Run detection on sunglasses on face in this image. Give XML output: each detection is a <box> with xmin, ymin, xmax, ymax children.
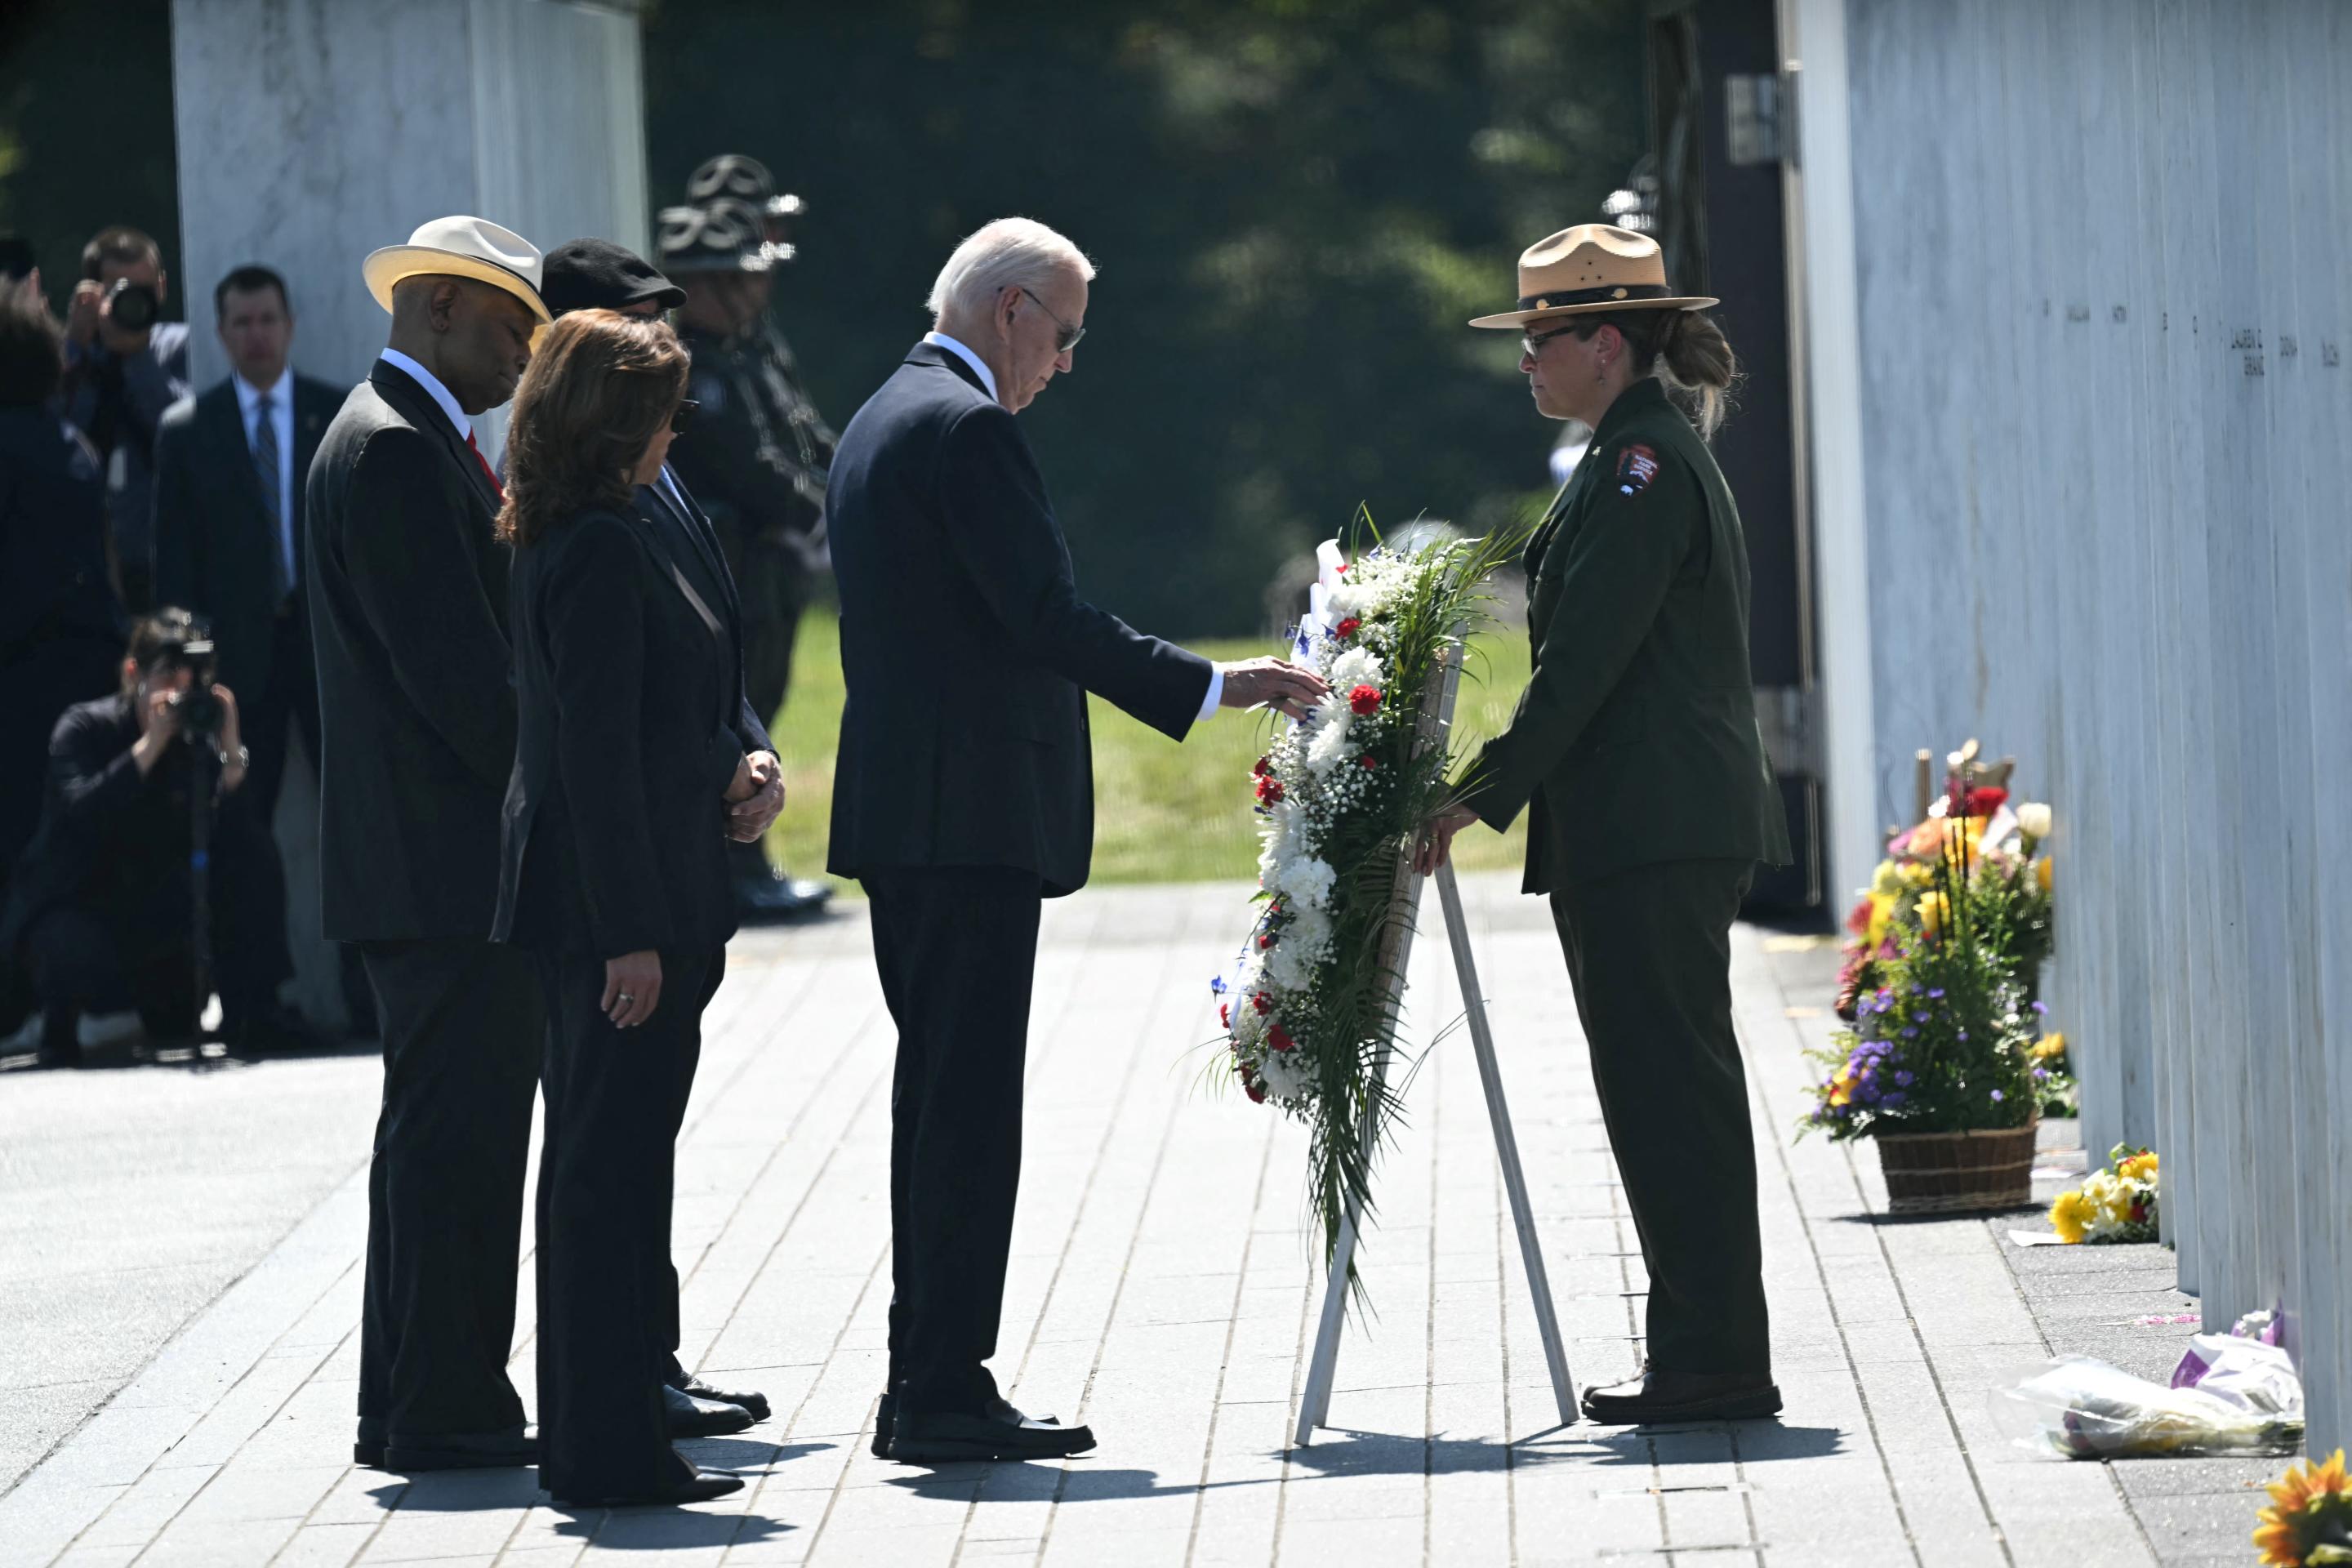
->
<box><xmin>1521</xmin><ymin>322</ymin><xmax>1583</xmax><ymax>358</ymax></box>
<box><xmin>670</xmin><ymin>398</ymin><xmax>698</xmax><ymax>435</ymax></box>
<box><xmin>1018</xmin><ymin>286</ymin><xmax>1086</xmax><ymax>354</ymax></box>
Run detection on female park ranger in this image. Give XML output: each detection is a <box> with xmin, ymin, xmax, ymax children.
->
<box><xmin>1419</xmin><ymin>224</ymin><xmax>1792</xmax><ymax>1426</ymax></box>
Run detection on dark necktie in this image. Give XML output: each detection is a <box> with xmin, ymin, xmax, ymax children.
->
<box><xmin>466</xmin><ymin>431</ymin><xmax>504</xmax><ymax>498</ymax></box>
<box><xmin>252</xmin><ymin>393</ymin><xmax>291</xmax><ymax>603</ymax></box>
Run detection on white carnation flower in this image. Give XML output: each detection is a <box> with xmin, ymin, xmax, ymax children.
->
<box><xmin>1329</xmin><ymin>646</ymin><xmax>1386</xmax><ymax>693</ymax></box>
<box><xmin>1305</xmin><ymin>715</ymin><xmax>1354</xmax><ymax>775</ymax></box>
<box><xmin>1258</xmin><ymin>1047</ymin><xmax>1312</xmax><ymax>1100</ymax></box>
<box><xmin>1277</xmin><ymin>853</ymin><xmax>1337</xmax><ymax>913</ymax></box>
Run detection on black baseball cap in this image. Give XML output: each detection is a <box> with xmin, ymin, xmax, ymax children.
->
<box><xmin>539</xmin><ymin>238</ymin><xmax>687</xmax><ymax>316</ymax></box>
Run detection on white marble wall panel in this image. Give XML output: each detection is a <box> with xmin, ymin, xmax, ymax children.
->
<box><xmin>1803</xmin><ymin>0</ymin><xmax>2352</xmax><ymax>1445</ymax></box>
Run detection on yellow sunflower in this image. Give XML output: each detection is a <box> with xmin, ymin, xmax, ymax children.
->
<box><xmin>2049</xmin><ymin>1189</ymin><xmax>2091</xmax><ymax>1245</ymax></box>
<box><xmin>2255</xmin><ymin>1448</ymin><xmax>2352</xmax><ymax>1566</ymax></box>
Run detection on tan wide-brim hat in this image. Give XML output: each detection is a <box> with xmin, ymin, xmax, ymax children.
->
<box><xmin>1468</xmin><ymin>223</ymin><xmax>1716</xmax><ymax>330</ymax></box>
<box><xmin>363</xmin><ymin>215</ymin><xmax>552</xmax><ymax>324</ymax></box>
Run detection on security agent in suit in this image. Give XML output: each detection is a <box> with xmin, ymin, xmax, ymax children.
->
<box><xmin>153</xmin><ymin>265</ymin><xmax>341</xmax><ymax>824</ymax></box>
<box><xmin>532</xmin><ymin>238</ymin><xmax>782</xmax><ymax>1434</ymax></box>
<box><xmin>306</xmin><ymin>216</ymin><xmax>549</xmax><ymax>1471</ymax></box>
<box><xmin>1422</xmin><ymin>225</ymin><xmax>1793</xmax><ymax>1427</ymax></box>
<box><xmin>658</xmin><ymin>189</ymin><xmax>835</xmax><ymax>921</ymax></box>
<box><xmin>490</xmin><ymin>309</ymin><xmax>781</xmax><ymax>1507</ymax></box>
<box><xmin>826</xmin><ymin>218</ymin><xmax>1325</xmax><ymax>1463</ymax></box>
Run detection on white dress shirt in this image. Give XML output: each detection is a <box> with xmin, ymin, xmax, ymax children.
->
<box><xmin>920</xmin><ymin>332</ymin><xmax>1222</xmax><ymax>721</ymax></box>
<box><xmin>234</xmin><ymin>367</ymin><xmax>296</xmax><ymax>588</ymax></box>
<box><xmin>377</xmin><ymin>347</ymin><xmax>471</xmax><ymax>442</ymax></box>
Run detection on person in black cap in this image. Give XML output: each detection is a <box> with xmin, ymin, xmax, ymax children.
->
<box><xmin>529</xmin><ymin>237</ymin><xmax>782</xmax><ymax>1436</ymax></box>
<box><xmin>657</xmin><ymin>190</ymin><xmax>835</xmax><ymax>922</ymax></box>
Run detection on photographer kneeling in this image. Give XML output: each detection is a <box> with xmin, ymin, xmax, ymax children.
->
<box><xmin>0</xmin><ymin>610</ymin><xmax>304</xmax><ymax>1060</ymax></box>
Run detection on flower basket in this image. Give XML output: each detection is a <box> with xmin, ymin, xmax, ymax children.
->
<box><xmin>1875</xmin><ymin>1119</ymin><xmax>2040</xmax><ymax>1214</ymax></box>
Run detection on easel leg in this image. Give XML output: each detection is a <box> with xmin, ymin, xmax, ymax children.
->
<box><xmin>1293</xmin><ymin>1203</ymin><xmax>1361</xmax><ymax>1446</ymax></box>
<box><xmin>1436</xmin><ymin>862</ymin><xmax>1578</xmax><ymax>1428</ymax></box>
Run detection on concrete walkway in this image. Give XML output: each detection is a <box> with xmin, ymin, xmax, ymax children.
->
<box><xmin>0</xmin><ymin>875</ymin><xmax>2265</xmax><ymax>1566</ymax></box>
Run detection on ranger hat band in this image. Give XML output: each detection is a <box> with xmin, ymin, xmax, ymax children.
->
<box><xmin>362</xmin><ymin>215</ymin><xmax>550</xmax><ymax>323</ymax></box>
<box><xmin>657</xmin><ymin>198</ymin><xmax>792</xmax><ymax>274</ymax></box>
<box><xmin>1468</xmin><ymin>223</ymin><xmax>1715</xmax><ymax>330</ymax></box>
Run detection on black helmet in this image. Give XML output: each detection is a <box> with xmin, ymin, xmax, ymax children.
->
<box><xmin>656</xmin><ymin>198</ymin><xmax>791</xmax><ymax>274</ymax></box>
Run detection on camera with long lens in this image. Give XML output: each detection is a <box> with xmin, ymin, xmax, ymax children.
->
<box><xmin>161</xmin><ymin>638</ymin><xmax>223</xmax><ymax>740</ymax></box>
<box><xmin>104</xmin><ymin>277</ymin><xmax>159</xmax><ymax>332</ymax></box>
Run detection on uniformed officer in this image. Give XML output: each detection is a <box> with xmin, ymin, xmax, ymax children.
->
<box><xmin>1419</xmin><ymin>224</ymin><xmax>1793</xmax><ymax>1426</ymax></box>
<box><xmin>657</xmin><ymin>185</ymin><xmax>835</xmax><ymax>921</ymax></box>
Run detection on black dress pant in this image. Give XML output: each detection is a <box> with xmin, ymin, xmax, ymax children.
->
<box><xmin>239</xmin><ymin>609</ymin><xmax>320</xmax><ymax>826</ymax></box>
<box><xmin>1549</xmin><ymin>857</ymin><xmax>1771</xmax><ymax>1379</ymax></box>
<box><xmin>0</xmin><ymin>636</ymin><xmax>120</xmax><ymax>885</ymax></box>
<box><xmin>535</xmin><ymin>944</ymin><xmax>724</xmax><ymax>1500</ymax></box>
<box><xmin>356</xmin><ymin>938</ymin><xmax>542</xmax><ymax>1440</ymax></box>
<box><xmin>865</xmin><ymin>866</ymin><xmax>1043</xmax><ymax>1415</ymax></box>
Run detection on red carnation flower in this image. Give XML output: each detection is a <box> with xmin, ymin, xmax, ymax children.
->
<box><xmin>1358</xmin><ymin>755</ymin><xmax>1377</xmax><ymax>770</ymax></box>
<box><xmin>1219</xmin><ymin>1002</ymin><xmax>1230</xmax><ymax>1029</ymax></box>
<box><xmin>1245</xmin><ymin>1078</ymin><xmax>1267</xmax><ymax>1103</ymax></box>
<box><xmin>1334</xmin><ymin>617</ymin><xmax>1361</xmax><ymax>639</ymax></box>
<box><xmin>1251</xmin><ymin>991</ymin><xmax>1272</xmax><ymax>1015</ymax></box>
<box><xmin>1348</xmin><ymin>684</ymin><xmax>1381</xmax><ymax>716</ymax></box>
<box><xmin>1252</xmin><ymin>755</ymin><xmax>1272</xmax><ymax>777</ymax></box>
<box><xmin>1267</xmin><ymin>1024</ymin><xmax>1295</xmax><ymax>1054</ymax></box>
<box><xmin>1258</xmin><ymin>933</ymin><xmax>1272</xmax><ymax>949</ymax></box>
<box><xmin>1255</xmin><ymin>775</ymin><xmax>1285</xmax><ymax>805</ymax></box>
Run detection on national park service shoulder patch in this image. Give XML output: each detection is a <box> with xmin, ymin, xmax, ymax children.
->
<box><xmin>1615</xmin><ymin>443</ymin><xmax>1660</xmax><ymax>497</ymax></box>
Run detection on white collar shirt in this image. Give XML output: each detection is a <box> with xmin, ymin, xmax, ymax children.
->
<box><xmin>234</xmin><ymin>367</ymin><xmax>296</xmax><ymax>588</ymax></box>
<box><xmin>921</xmin><ymin>331</ymin><xmax>998</xmax><ymax>404</ymax></box>
<box><xmin>377</xmin><ymin>347</ymin><xmax>472</xmax><ymax>443</ymax></box>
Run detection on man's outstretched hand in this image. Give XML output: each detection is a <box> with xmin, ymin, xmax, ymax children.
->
<box><xmin>1414</xmin><ymin>804</ymin><xmax>1482</xmax><ymax>875</ymax></box>
<box><xmin>1218</xmin><ymin>657</ymin><xmax>1329</xmax><ymax>722</ymax></box>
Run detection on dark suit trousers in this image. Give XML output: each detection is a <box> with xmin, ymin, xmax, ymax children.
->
<box><xmin>1549</xmin><ymin>858</ymin><xmax>1771</xmax><ymax>1378</ymax></box>
<box><xmin>866</xmin><ymin>866</ymin><xmax>1042</xmax><ymax>1414</ymax></box>
<box><xmin>241</xmin><ymin>608</ymin><xmax>319</xmax><ymax>826</ymax></box>
<box><xmin>534</xmin><ymin>944</ymin><xmax>723</xmax><ymax>1500</ymax></box>
<box><xmin>356</xmin><ymin>939</ymin><xmax>542</xmax><ymax>1439</ymax></box>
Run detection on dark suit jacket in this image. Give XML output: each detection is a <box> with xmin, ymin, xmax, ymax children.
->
<box><xmin>152</xmin><ymin>372</ymin><xmax>339</xmax><ymax>701</ymax></box>
<box><xmin>305</xmin><ymin>359</ymin><xmax>518</xmax><ymax>942</ymax></box>
<box><xmin>0</xmin><ymin>408</ymin><xmax>118</xmax><ymax>660</ymax></box>
<box><xmin>641</xmin><ymin>468</ymin><xmax>773</xmax><ymax>757</ymax></box>
<box><xmin>824</xmin><ymin>342</ymin><xmax>1212</xmax><ymax>897</ymax></box>
<box><xmin>490</xmin><ymin>507</ymin><xmax>745</xmax><ymax>958</ymax></box>
<box><xmin>1462</xmin><ymin>377</ymin><xmax>1793</xmax><ymax>892</ymax></box>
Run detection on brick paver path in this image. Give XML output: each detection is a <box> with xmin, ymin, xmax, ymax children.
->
<box><xmin>0</xmin><ymin>875</ymin><xmax>2182</xmax><ymax>1566</ymax></box>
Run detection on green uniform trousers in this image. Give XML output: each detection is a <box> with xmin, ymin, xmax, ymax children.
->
<box><xmin>1550</xmin><ymin>856</ymin><xmax>1771</xmax><ymax>1377</ymax></box>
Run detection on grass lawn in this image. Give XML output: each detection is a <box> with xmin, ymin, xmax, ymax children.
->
<box><xmin>766</xmin><ymin>608</ymin><xmax>1532</xmax><ymax>893</ymax></box>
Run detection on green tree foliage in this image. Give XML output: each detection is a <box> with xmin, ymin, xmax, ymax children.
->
<box><xmin>644</xmin><ymin>0</ymin><xmax>1645</xmax><ymax>637</ymax></box>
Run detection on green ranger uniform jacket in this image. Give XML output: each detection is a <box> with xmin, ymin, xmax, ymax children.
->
<box><xmin>1462</xmin><ymin>376</ymin><xmax>1793</xmax><ymax>893</ymax></box>
<box><xmin>669</xmin><ymin>318</ymin><xmax>837</xmax><ymax>572</ymax></box>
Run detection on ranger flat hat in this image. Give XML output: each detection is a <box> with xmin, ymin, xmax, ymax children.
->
<box><xmin>363</xmin><ymin>215</ymin><xmax>550</xmax><ymax>323</ymax></box>
<box><xmin>688</xmin><ymin>154</ymin><xmax>807</xmax><ymax>226</ymax></box>
<box><xmin>1468</xmin><ymin>223</ymin><xmax>1715</xmax><ymax>330</ymax></box>
<box><xmin>657</xmin><ymin>198</ymin><xmax>790</xmax><ymax>274</ymax></box>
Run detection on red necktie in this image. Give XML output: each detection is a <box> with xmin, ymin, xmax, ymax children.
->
<box><xmin>466</xmin><ymin>431</ymin><xmax>504</xmax><ymax>498</ymax></box>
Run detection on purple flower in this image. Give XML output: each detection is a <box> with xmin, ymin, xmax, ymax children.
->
<box><xmin>1989</xmin><ymin>1089</ymin><xmax>2004</xmax><ymax>1102</ymax></box>
<box><xmin>2033</xmin><ymin>1068</ymin><xmax>2048</xmax><ymax>1081</ymax></box>
<box><xmin>1860</xmin><ymin>1084</ymin><xmax>1882</xmax><ymax>1103</ymax></box>
<box><xmin>1895</xmin><ymin>1071</ymin><xmax>1914</xmax><ymax>1086</ymax></box>
<box><xmin>2031</xmin><ymin>1000</ymin><xmax>2048</xmax><ymax>1014</ymax></box>
<box><xmin>1957</xmin><ymin>1029</ymin><xmax>1969</xmax><ymax>1041</ymax></box>
<box><xmin>1928</xmin><ymin>988</ymin><xmax>1946</xmax><ymax>1000</ymax></box>
<box><xmin>1901</xmin><ymin>1027</ymin><xmax>1918</xmax><ymax>1039</ymax></box>
<box><xmin>1880</xmin><ymin>1091</ymin><xmax>1906</xmax><ymax>1108</ymax></box>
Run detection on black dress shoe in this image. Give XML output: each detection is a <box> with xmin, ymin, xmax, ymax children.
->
<box><xmin>663</xmin><ymin>1383</ymin><xmax>754</xmax><ymax>1437</ymax></box>
<box><xmin>889</xmin><ymin>1406</ymin><xmax>1096</xmax><ymax>1463</ymax></box>
<box><xmin>733</xmin><ymin>868</ymin><xmax>833</xmax><ymax>924</ymax></box>
<box><xmin>360</xmin><ymin>1426</ymin><xmax>537</xmax><ymax>1470</ymax></box>
<box><xmin>1581</xmin><ymin>1365</ymin><xmax>1782</xmax><ymax>1425</ymax></box>
<box><xmin>669</xmin><ymin>1370</ymin><xmax>768</xmax><ymax>1423</ymax></box>
<box><xmin>551</xmin><ymin>1468</ymin><xmax>744</xmax><ymax>1508</ymax></box>
<box><xmin>873</xmin><ymin>1392</ymin><xmax>1058</xmax><ymax>1459</ymax></box>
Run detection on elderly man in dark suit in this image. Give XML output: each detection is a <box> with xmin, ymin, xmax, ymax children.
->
<box><xmin>826</xmin><ymin>217</ymin><xmax>1324</xmax><ymax>1464</ymax></box>
<box><xmin>307</xmin><ymin>216</ymin><xmax>550</xmax><ymax>1472</ymax></box>
<box><xmin>154</xmin><ymin>265</ymin><xmax>341</xmax><ymax>825</ymax></box>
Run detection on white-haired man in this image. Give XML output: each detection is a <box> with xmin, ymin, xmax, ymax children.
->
<box><xmin>827</xmin><ymin>218</ymin><xmax>1325</xmax><ymax>1463</ymax></box>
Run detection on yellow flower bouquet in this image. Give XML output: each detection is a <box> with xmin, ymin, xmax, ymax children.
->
<box><xmin>2256</xmin><ymin>1449</ymin><xmax>2352</xmax><ymax>1566</ymax></box>
<box><xmin>2048</xmin><ymin>1144</ymin><xmax>2158</xmax><ymax>1244</ymax></box>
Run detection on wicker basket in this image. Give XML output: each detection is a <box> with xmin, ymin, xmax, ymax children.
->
<box><xmin>1873</xmin><ymin>1120</ymin><xmax>2040</xmax><ymax>1214</ymax></box>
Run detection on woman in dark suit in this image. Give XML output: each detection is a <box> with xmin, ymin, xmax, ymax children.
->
<box><xmin>489</xmin><ymin>309</ymin><xmax>764</xmax><ymax>1507</ymax></box>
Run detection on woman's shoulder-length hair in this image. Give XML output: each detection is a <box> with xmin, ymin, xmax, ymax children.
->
<box><xmin>495</xmin><ymin>309</ymin><xmax>688</xmax><ymax>549</ymax></box>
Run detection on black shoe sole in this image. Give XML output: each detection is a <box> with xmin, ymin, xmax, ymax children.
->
<box><xmin>551</xmin><ymin>1477</ymin><xmax>744</xmax><ymax>1508</ymax></box>
<box><xmin>1581</xmin><ymin>1388</ymin><xmax>1784</xmax><ymax>1426</ymax></box>
<box><xmin>376</xmin><ymin>1445</ymin><xmax>537</xmax><ymax>1470</ymax></box>
<box><xmin>890</xmin><ymin>1435</ymin><xmax>1096</xmax><ymax>1463</ymax></box>
<box><xmin>666</xmin><ymin>1410</ymin><xmax>755</xmax><ymax>1439</ymax></box>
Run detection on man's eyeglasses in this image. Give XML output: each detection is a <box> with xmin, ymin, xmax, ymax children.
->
<box><xmin>670</xmin><ymin>398</ymin><xmax>699</xmax><ymax>436</ymax></box>
<box><xmin>1521</xmin><ymin>321</ymin><xmax>1583</xmax><ymax>358</ymax></box>
<box><xmin>1018</xmin><ymin>286</ymin><xmax>1086</xmax><ymax>354</ymax></box>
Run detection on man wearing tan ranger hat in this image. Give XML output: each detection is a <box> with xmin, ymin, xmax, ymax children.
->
<box><xmin>306</xmin><ymin>216</ymin><xmax>551</xmax><ymax>1472</ymax></box>
<box><xmin>1418</xmin><ymin>222</ymin><xmax>1793</xmax><ymax>1427</ymax></box>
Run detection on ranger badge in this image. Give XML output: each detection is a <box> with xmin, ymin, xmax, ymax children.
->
<box><xmin>1616</xmin><ymin>443</ymin><xmax>1659</xmax><ymax>497</ymax></box>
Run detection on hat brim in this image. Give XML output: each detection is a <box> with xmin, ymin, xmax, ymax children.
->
<box><xmin>1467</xmin><ymin>294</ymin><xmax>1717</xmax><ymax>330</ymax></box>
<box><xmin>363</xmin><ymin>246</ymin><xmax>553</xmax><ymax>324</ymax></box>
